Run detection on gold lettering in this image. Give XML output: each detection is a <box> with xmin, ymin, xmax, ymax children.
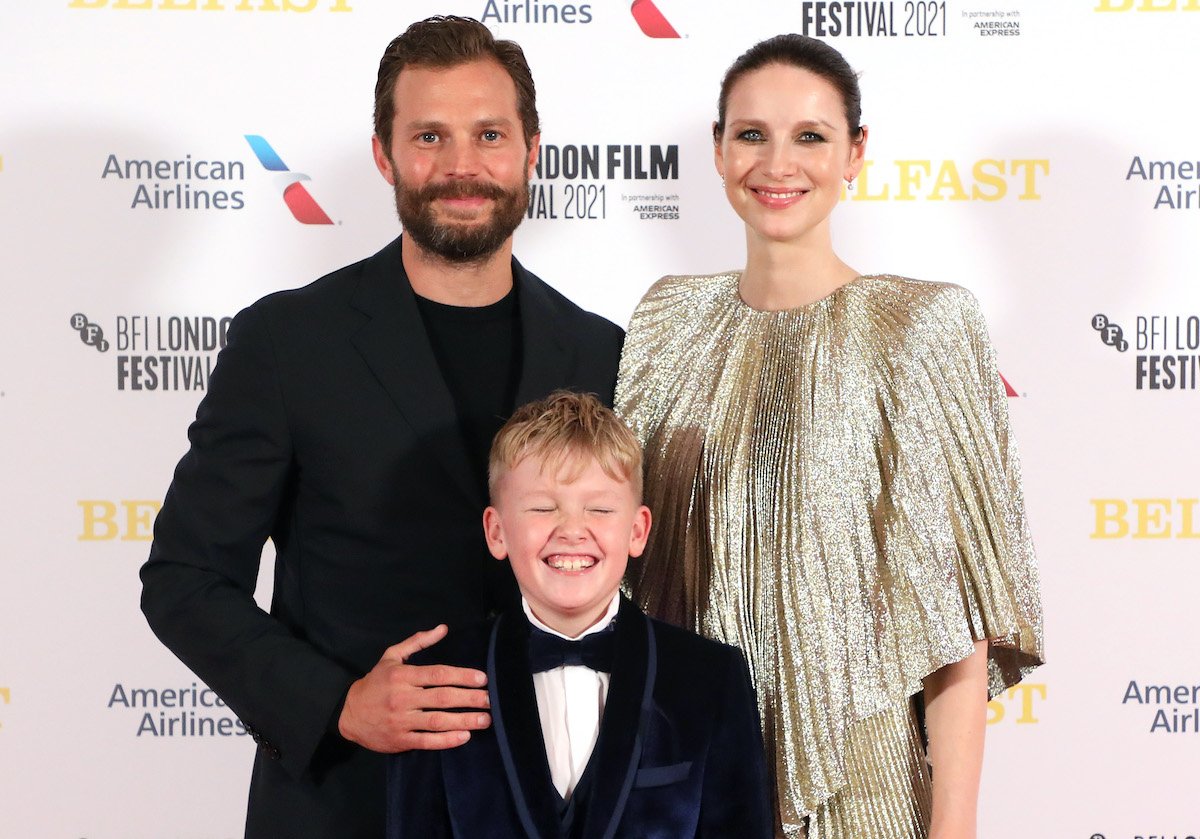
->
<box><xmin>895</xmin><ymin>160</ymin><xmax>931</xmax><ymax>201</ymax></box>
<box><xmin>1011</xmin><ymin>159</ymin><xmax>1049</xmax><ymax>199</ymax></box>
<box><xmin>1133</xmin><ymin>498</ymin><xmax>1172</xmax><ymax>539</ymax></box>
<box><xmin>850</xmin><ymin>159</ymin><xmax>889</xmax><ymax>201</ymax></box>
<box><xmin>79</xmin><ymin>500</ymin><xmax>119</xmax><ymax>541</ymax></box>
<box><xmin>987</xmin><ymin>683</ymin><xmax>1046</xmax><ymax>724</ymax></box>
<box><xmin>1178</xmin><ymin>498</ymin><xmax>1200</xmax><ymax>538</ymax></box>
<box><xmin>1094</xmin><ymin>0</ymin><xmax>1134</xmax><ymax>7</ymax></box>
<box><xmin>68</xmin><ymin>0</ymin><xmax>349</xmax><ymax>8</ymax></box>
<box><xmin>1140</xmin><ymin>0</ymin><xmax>1178</xmax><ymax>9</ymax></box>
<box><xmin>971</xmin><ymin>159</ymin><xmax>1006</xmax><ymax>200</ymax></box>
<box><xmin>1011</xmin><ymin>683</ymin><xmax>1046</xmax><ymax>723</ymax></box>
<box><xmin>0</xmin><ymin>686</ymin><xmax>9</xmax><ymax>731</ymax></box>
<box><xmin>1090</xmin><ymin>499</ymin><xmax>1129</xmax><ymax>539</ymax></box>
<box><xmin>929</xmin><ymin>160</ymin><xmax>969</xmax><ymax>201</ymax></box>
<box><xmin>121</xmin><ymin>500</ymin><xmax>162</xmax><ymax>541</ymax></box>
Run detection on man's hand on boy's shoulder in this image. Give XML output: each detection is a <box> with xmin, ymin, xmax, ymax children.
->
<box><xmin>337</xmin><ymin>624</ymin><xmax>491</xmax><ymax>753</ymax></box>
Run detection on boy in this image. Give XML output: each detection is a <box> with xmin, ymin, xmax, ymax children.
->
<box><xmin>386</xmin><ymin>391</ymin><xmax>771</xmax><ymax>838</ymax></box>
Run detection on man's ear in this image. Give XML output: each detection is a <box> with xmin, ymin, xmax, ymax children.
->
<box><xmin>372</xmin><ymin>134</ymin><xmax>396</xmax><ymax>185</ymax></box>
<box><xmin>525</xmin><ymin>133</ymin><xmax>541</xmax><ymax>180</ymax></box>
<box><xmin>627</xmin><ymin>505</ymin><xmax>652</xmax><ymax>559</ymax></box>
<box><xmin>483</xmin><ymin>506</ymin><xmax>509</xmax><ymax>560</ymax></box>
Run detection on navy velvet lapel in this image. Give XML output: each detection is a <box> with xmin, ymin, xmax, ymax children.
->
<box><xmin>579</xmin><ymin>597</ymin><xmax>655</xmax><ymax>839</ymax></box>
<box><xmin>489</xmin><ymin>614</ymin><xmax>562</xmax><ymax>839</ymax></box>
<box><xmin>513</xmin><ymin>259</ymin><xmax>573</xmax><ymax>408</ymax></box>
<box><xmin>347</xmin><ymin>237</ymin><xmax>480</xmax><ymax>507</ymax></box>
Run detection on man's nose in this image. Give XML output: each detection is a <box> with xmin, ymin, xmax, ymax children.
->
<box><xmin>443</xmin><ymin>137</ymin><xmax>482</xmax><ymax>177</ymax></box>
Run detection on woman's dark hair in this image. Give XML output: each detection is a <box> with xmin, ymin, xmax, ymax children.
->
<box><xmin>713</xmin><ymin>34</ymin><xmax>863</xmax><ymax>142</ymax></box>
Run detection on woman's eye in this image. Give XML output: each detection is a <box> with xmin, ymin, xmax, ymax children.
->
<box><xmin>798</xmin><ymin>131</ymin><xmax>826</xmax><ymax>143</ymax></box>
<box><xmin>737</xmin><ymin>129</ymin><xmax>765</xmax><ymax>142</ymax></box>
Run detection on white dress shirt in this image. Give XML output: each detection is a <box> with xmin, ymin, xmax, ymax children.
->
<box><xmin>522</xmin><ymin>593</ymin><xmax>620</xmax><ymax>800</ymax></box>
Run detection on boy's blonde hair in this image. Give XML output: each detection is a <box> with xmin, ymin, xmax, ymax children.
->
<box><xmin>489</xmin><ymin>391</ymin><xmax>643</xmax><ymax>501</ymax></box>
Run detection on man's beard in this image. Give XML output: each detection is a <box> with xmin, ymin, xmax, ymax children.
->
<box><xmin>395</xmin><ymin>174</ymin><xmax>529</xmax><ymax>264</ymax></box>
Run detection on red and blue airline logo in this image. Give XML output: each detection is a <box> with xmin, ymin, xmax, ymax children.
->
<box><xmin>244</xmin><ymin>135</ymin><xmax>333</xmax><ymax>225</ymax></box>
<box><xmin>630</xmin><ymin>0</ymin><xmax>679</xmax><ymax>37</ymax></box>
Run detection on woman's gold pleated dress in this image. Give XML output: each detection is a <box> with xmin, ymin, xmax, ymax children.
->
<box><xmin>616</xmin><ymin>273</ymin><xmax>1044</xmax><ymax>839</ymax></box>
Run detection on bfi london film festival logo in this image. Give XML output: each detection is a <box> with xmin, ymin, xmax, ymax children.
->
<box><xmin>69</xmin><ymin>312</ymin><xmax>232</xmax><ymax>391</ymax></box>
<box><xmin>529</xmin><ymin>142</ymin><xmax>681</xmax><ymax>223</ymax></box>
<box><xmin>1092</xmin><ymin>312</ymin><xmax>1200</xmax><ymax>390</ymax></box>
<box><xmin>99</xmin><ymin>135</ymin><xmax>334</xmax><ymax>224</ymax></box>
<box><xmin>798</xmin><ymin>1</ymin><xmax>1026</xmax><ymax>38</ymax></box>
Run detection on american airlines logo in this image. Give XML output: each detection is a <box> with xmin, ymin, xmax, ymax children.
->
<box><xmin>244</xmin><ymin>135</ymin><xmax>334</xmax><ymax>224</ymax></box>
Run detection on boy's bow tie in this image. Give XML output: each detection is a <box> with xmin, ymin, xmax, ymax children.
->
<box><xmin>527</xmin><ymin>624</ymin><xmax>616</xmax><ymax>673</ymax></box>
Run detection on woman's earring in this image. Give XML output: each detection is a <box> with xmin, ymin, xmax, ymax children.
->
<box><xmin>846</xmin><ymin>178</ymin><xmax>855</xmax><ymax>191</ymax></box>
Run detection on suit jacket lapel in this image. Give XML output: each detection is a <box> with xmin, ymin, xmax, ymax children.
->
<box><xmin>489</xmin><ymin>613</ymin><xmax>563</xmax><ymax>839</ymax></box>
<box><xmin>581</xmin><ymin>597</ymin><xmax>655</xmax><ymax>839</ymax></box>
<box><xmin>348</xmin><ymin>237</ymin><xmax>480</xmax><ymax>507</ymax></box>
<box><xmin>513</xmin><ymin>258</ymin><xmax>573</xmax><ymax>407</ymax></box>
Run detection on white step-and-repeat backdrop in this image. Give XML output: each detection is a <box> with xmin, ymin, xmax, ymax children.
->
<box><xmin>2</xmin><ymin>1</ymin><xmax>1198</xmax><ymax>837</ymax></box>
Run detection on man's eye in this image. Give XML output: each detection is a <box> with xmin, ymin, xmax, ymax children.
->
<box><xmin>418</xmin><ymin>132</ymin><xmax>439</xmax><ymax>143</ymax></box>
<box><xmin>482</xmin><ymin>130</ymin><xmax>501</xmax><ymax>142</ymax></box>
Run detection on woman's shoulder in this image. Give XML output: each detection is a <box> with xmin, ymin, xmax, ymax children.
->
<box><xmin>853</xmin><ymin>275</ymin><xmax>985</xmax><ymax>327</ymax></box>
<box><xmin>637</xmin><ymin>270</ymin><xmax>739</xmax><ymax>307</ymax></box>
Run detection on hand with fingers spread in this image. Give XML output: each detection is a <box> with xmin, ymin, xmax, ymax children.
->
<box><xmin>337</xmin><ymin>624</ymin><xmax>491</xmax><ymax>753</ymax></box>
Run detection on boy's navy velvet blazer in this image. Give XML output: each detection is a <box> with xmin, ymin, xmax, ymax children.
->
<box><xmin>386</xmin><ymin>596</ymin><xmax>772</xmax><ymax>839</ymax></box>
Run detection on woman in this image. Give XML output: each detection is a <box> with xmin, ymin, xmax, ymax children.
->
<box><xmin>616</xmin><ymin>35</ymin><xmax>1044</xmax><ymax>839</ymax></box>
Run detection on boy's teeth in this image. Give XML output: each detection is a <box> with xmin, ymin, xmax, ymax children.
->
<box><xmin>549</xmin><ymin>556</ymin><xmax>596</xmax><ymax>571</ymax></box>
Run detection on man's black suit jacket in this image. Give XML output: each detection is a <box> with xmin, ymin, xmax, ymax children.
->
<box><xmin>387</xmin><ymin>598</ymin><xmax>773</xmax><ymax>839</ymax></box>
<box><xmin>140</xmin><ymin>236</ymin><xmax>624</xmax><ymax>839</ymax></box>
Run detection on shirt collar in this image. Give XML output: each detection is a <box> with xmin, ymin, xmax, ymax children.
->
<box><xmin>521</xmin><ymin>593</ymin><xmax>620</xmax><ymax>641</ymax></box>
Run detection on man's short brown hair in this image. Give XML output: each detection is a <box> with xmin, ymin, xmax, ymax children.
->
<box><xmin>373</xmin><ymin>15</ymin><xmax>540</xmax><ymax>152</ymax></box>
<box><xmin>489</xmin><ymin>391</ymin><xmax>643</xmax><ymax>502</ymax></box>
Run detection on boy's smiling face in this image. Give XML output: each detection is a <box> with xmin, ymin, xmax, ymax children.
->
<box><xmin>484</xmin><ymin>451</ymin><xmax>651</xmax><ymax>637</ymax></box>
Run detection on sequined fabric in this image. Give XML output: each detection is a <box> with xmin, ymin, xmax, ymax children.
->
<box><xmin>616</xmin><ymin>273</ymin><xmax>1044</xmax><ymax>837</ymax></box>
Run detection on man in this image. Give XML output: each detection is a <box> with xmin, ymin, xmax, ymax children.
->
<box><xmin>140</xmin><ymin>16</ymin><xmax>623</xmax><ymax>839</ymax></box>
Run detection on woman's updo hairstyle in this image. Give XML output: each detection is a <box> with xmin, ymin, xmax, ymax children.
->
<box><xmin>713</xmin><ymin>34</ymin><xmax>863</xmax><ymax>143</ymax></box>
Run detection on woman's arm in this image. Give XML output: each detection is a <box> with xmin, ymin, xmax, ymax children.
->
<box><xmin>923</xmin><ymin>639</ymin><xmax>989</xmax><ymax>839</ymax></box>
